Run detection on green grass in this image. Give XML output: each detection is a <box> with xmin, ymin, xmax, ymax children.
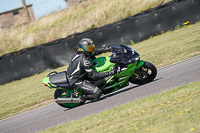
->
<box><xmin>0</xmin><ymin>22</ymin><xmax>200</xmax><ymax>119</ymax></box>
<box><xmin>103</xmin><ymin>22</ymin><xmax>200</xmax><ymax>68</ymax></box>
<box><xmin>41</xmin><ymin>81</ymin><xmax>200</xmax><ymax>133</ymax></box>
<box><xmin>132</xmin><ymin>23</ymin><xmax>200</xmax><ymax>68</ymax></box>
<box><xmin>0</xmin><ymin>0</ymin><xmax>171</xmax><ymax>56</ymax></box>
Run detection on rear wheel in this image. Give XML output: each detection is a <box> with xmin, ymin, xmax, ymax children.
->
<box><xmin>129</xmin><ymin>61</ymin><xmax>157</xmax><ymax>84</ymax></box>
<box><xmin>54</xmin><ymin>89</ymin><xmax>85</xmax><ymax>108</ymax></box>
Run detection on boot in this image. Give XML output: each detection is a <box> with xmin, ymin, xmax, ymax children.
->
<box><xmin>79</xmin><ymin>80</ymin><xmax>102</xmax><ymax>99</ymax></box>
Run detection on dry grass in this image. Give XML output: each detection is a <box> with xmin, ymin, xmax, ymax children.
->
<box><xmin>0</xmin><ymin>0</ymin><xmax>171</xmax><ymax>56</ymax></box>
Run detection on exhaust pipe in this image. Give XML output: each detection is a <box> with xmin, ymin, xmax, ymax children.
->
<box><xmin>55</xmin><ymin>97</ymin><xmax>83</xmax><ymax>103</ymax></box>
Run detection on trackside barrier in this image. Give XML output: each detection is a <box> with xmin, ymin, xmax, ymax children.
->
<box><xmin>0</xmin><ymin>0</ymin><xmax>200</xmax><ymax>85</ymax></box>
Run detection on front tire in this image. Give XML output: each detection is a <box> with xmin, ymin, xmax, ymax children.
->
<box><xmin>129</xmin><ymin>61</ymin><xmax>157</xmax><ymax>84</ymax></box>
<box><xmin>54</xmin><ymin>89</ymin><xmax>85</xmax><ymax>108</ymax></box>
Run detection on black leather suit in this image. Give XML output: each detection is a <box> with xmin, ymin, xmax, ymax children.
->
<box><xmin>67</xmin><ymin>47</ymin><xmax>115</xmax><ymax>100</ymax></box>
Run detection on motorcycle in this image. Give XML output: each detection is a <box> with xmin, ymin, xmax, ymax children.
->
<box><xmin>42</xmin><ymin>45</ymin><xmax>157</xmax><ymax>108</ymax></box>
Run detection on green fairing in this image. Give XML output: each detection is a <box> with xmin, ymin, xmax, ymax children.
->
<box><xmin>137</xmin><ymin>60</ymin><xmax>145</xmax><ymax>68</ymax></box>
<box><xmin>42</xmin><ymin>77</ymin><xmax>49</xmax><ymax>84</ymax></box>
<box><xmin>91</xmin><ymin>57</ymin><xmax>114</xmax><ymax>72</ymax></box>
<box><xmin>42</xmin><ymin>77</ymin><xmax>51</xmax><ymax>88</ymax></box>
<box><xmin>92</xmin><ymin>57</ymin><xmax>144</xmax><ymax>89</ymax></box>
<box><xmin>104</xmin><ymin>63</ymin><xmax>137</xmax><ymax>89</ymax></box>
<box><xmin>42</xmin><ymin>76</ymin><xmax>62</xmax><ymax>89</ymax></box>
<box><xmin>119</xmin><ymin>63</ymin><xmax>136</xmax><ymax>77</ymax></box>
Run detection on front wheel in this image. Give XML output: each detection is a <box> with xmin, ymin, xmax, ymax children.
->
<box><xmin>129</xmin><ymin>61</ymin><xmax>157</xmax><ymax>84</ymax></box>
<box><xmin>54</xmin><ymin>89</ymin><xmax>85</xmax><ymax>108</ymax></box>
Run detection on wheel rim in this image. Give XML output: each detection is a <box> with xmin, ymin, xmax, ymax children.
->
<box><xmin>136</xmin><ymin>67</ymin><xmax>152</xmax><ymax>80</ymax></box>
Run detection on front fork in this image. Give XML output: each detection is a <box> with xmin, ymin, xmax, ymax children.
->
<box><xmin>132</xmin><ymin>60</ymin><xmax>145</xmax><ymax>77</ymax></box>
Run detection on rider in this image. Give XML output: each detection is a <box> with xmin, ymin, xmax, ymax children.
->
<box><xmin>67</xmin><ymin>38</ymin><xmax>116</xmax><ymax>100</ymax></box>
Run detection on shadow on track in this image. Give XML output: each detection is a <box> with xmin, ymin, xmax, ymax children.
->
<box><xmin>64</xmin><ymin>78</ymin><xmax>162</xmax><ymax>111</ymax></box>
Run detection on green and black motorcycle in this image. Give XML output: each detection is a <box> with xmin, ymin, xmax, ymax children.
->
<box><xmin>42</xmin><ymin>45</ymin><xmax>157</xmax><ymax>108</ymax></box>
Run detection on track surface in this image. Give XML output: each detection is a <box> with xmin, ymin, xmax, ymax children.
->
<box><xmin>1</xmin><ymin>56</ymin><xmax>200</xmax><ymax>133</ymax></box>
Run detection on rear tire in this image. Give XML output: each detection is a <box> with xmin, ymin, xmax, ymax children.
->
<box><xmin>54</xmin><ymin>89</ymin><xmax>85</xmax><ymax>108</ymax></box>
<box><xmin>129</xmin><ymin>61</ymin><xmax>157</xmax><ymax>84</ymax></box>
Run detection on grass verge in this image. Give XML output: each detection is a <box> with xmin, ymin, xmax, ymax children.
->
<box><xmin>41</xmin><ymin>81</ymin><xmax>200</xmax><ymax>133</ymax></box>
<box><xmin>0</xmin><ymin>21</ymin><xmax>200</xmax><ymax>119</ymax></box>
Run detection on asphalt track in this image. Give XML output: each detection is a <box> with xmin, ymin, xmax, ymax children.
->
<box><xmin>0</xmin><ymin>55</ymin><xmax>200</xmax><ymax>133</ymax></box>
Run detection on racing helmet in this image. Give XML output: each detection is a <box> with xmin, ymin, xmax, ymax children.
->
<box><xmin>78</xmin><ymin>38</ymin><xmax>95</xmax><ymax>55</ymax></box>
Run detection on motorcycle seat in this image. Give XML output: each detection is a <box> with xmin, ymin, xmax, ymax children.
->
<box><xmin>49</xmin><ymin>71</ymin><xmax>69</xmax><ymax>85</ymax></box>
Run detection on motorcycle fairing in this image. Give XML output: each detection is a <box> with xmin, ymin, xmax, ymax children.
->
<box><xmin>102</xmin><ymin>63</ymin><xmax>137</xmax><ymax>93</ymax></box>
<box><xmin>91</xmin><ymin>57</ymin><xmax>114</xmax><ymax>73</ymax></box>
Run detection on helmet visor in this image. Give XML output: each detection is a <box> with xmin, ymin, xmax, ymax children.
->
<box><xmin>82</xmin><ymin>45</ymin><xmax>95</xmax><ymax>52</ymax></box>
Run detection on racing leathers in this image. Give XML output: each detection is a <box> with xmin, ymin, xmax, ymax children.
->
<box><xmin>67</xmin><ymin>47</ymin><xmax>115</xmax><ymax>100</ymax></box>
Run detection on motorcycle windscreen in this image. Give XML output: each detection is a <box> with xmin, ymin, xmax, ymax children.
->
<box><xmin>110</xmin><ymin>45</ymin><xmax>140</xmax><ymax>64</ymax></box>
